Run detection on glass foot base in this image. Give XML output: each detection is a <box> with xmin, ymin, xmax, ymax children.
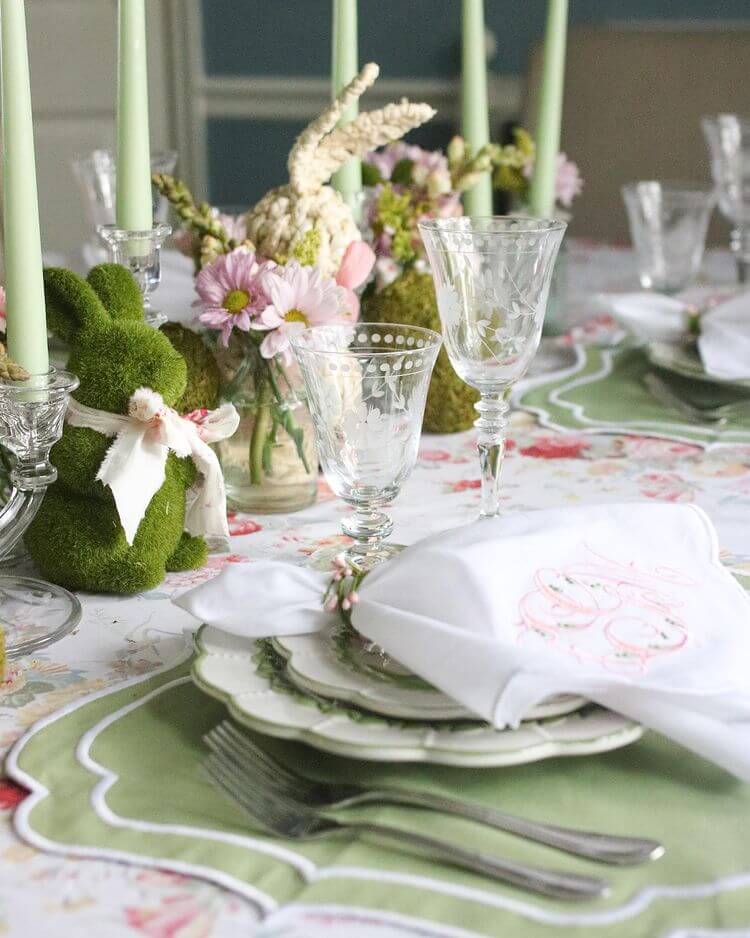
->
<box><xmin>309</xmin><ymin>542</ymin><xmax>404</xmax><ymax>573</ymax></box>
<box><xmin>0</xmin><ymin>575</ymin><xmax>82</xmax><ymax>660</ymax></box>
<box><xmin>309</xmin><ymin>543</ymin><xmax>411</xmax><ymax>675</ymax></box>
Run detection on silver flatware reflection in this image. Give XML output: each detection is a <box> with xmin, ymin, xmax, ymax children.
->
<box><xmin>205</xmin><ymin>721</ymin><xmax>663</xmax><ymax>867</ymax></box>
<box><xmin>203</xmin><ymin>724</ymin><xmax>609</xmax><ymax>901</ymax></box>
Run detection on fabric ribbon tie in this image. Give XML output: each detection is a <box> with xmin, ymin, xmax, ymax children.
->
<box><xmin>66</xmin><ymin>388</ymin><xmax>239</xmax><ymax>549</ymax></box>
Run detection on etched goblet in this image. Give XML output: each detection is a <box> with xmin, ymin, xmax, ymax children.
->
<box><xmin>702</xmin><ymin>115</ymin><xmax>750</xmax><ymax>283</ymax></box>
<box><xmin>420</xmin><ymin>216</ymin><xmax>566</xmax><ymax>518</ymax></box>
<box><xmin>290</xmin><ymin>323</ymin><xmax>441</xmax><ymax>570</ymax></box>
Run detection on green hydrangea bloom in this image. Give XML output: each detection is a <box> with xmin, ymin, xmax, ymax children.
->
<box><xmin>291</xmin><ymin>227</ymin><xmax>322</xmax><ymax>266</ymax></box>
<box><xmin>362</xmin><ymin>269</ymin><xmax>479</xmax><ymax>433</ymax></box>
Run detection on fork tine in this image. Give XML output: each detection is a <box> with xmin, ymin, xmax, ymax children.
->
<box><xmin>205</xmin><ymin>751</ymin><xmax>299</xmax><ymax>834</ymax></box>
<box><xmin>206</xmin><ymin>731</ymin><xmax>292</xmax><ymax>801</ymax></box>
<box><xmin>208</xmin><ymin>745</ymin><xmax>310</xmax><ymax>825</ymax></box>
<box><xmin>203</xmin><ymin>757</ymin><xmax>277</xmax><ymax>835</ymax></box>
<box><xmin>208</xmin><ymin>722</ymin><xmax>320</xmax><ymax>800</ymax></box>
<box><xmin>205</xmin><ymin>726</ymin><xmax>300</xmax><ymax>796</ymax></box>
<box><xmin>219</xmin><ymin>722</ymin><xmax>315</xmax><ymax>792</ymax></box>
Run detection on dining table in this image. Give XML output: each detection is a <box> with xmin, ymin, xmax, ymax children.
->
<box><xmin>0</xmin><ymin>239</ymin><xmax>748</xmax><ymax>938</ymax></box>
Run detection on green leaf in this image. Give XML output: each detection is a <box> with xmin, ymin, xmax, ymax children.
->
<box><xmin>390</xmin><ymin>158</ymin><xmax>415</xmax><ymax>186</ymax></box>
<box><xmin>362</xmin><ymin>162</ymin><xmax>384</xmax><ymax>187</ymax></box>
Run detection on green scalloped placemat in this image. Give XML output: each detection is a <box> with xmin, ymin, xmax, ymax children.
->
<box><xmin>517</xmin><ymin>344</ymin><xmax>750</xmax><ymax>446</ymax></box>
<box><xmin>6</xmin><ymin>648</ymin><xmax>750</xmax><ymax>938</ymax></box>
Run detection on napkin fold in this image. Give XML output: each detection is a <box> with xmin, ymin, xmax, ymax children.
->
<box><xmin>175</xmin><ymin>503</ymin><xmax>750</xmax><ymax>780</ymax></box>
<box><xmin>698</xmin><ymin>291</ymin><xmax>750</xmax><ymax>380</ymax></box>
<box><xmin>602</xmin><ymin>289</ymin><xmax>750</xmax><ymax>380</ymax></box>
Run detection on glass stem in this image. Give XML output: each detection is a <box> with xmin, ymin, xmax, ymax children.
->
<box><xmin>731</xmin><ymin>226</ymin><xmax>750</xmax><ymax>283</ymax></box>
<box><xmin>342</xmin><ymin>505</ymin><xmax>394</xmax><ymax>567</ymax></box>
<box><xmin>475</xmin><ymin>389</ymin><xmax>511</xmax><ymax>518</ymax></box>
<box><xmin>249</xmin><ymin>375</ymin><xmax>273</xmax><ymax>486</ymax></box>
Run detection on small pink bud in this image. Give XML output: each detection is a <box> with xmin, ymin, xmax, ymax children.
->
<box><xmin>332</xmin><ymin>571</ymin><xmax>342</xmax><ymax>582</ymax></box>
<box><xmin>348</xmin><ymin>591</ymin><xmax>359</xmax><ymax>605</ymax></box>
<box><xmin>341</xmin><ymin>598</ymin><xmax>351</xmax><ymax>611</ymax></box>
<box><xmin>333</xmin><ymin>553</ymin><xmax>347</xmax><ymax>569</ymax></box>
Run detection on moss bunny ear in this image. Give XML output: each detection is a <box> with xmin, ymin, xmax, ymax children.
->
<box><xmin>44</xmin><ymin>267</ymin><xmax>109</xmax><ymax>344</ymax></box>
<box><xmin>86</xmin><ymin>263</ymin><xmax>144</xmax><ymax>323</ymax></box>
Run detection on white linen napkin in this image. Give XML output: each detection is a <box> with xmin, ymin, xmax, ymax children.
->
<box><xmin>698</xmin><ymin>291</ymin><xmax>750</xmax><ymax>381</ymax></box>
<box><xmin>602</xmin><ymin>289</ymin><xmax>750</xmax><ymax>380</ymax></box>
<box><xmin>602</xmin><ymin>292</ymin><xmax>692</xmax><ymax>344</ymax></box>
<box><xmin>175</xmin><ymin>503</ymin><xmax>750</xmax><ymax>780</ymax></box>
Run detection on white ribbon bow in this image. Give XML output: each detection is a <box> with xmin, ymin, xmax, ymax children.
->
<box><xmin>66</xmin><ymin>388</ymin><xmax>239</xmax><ymax>549</ymax></box>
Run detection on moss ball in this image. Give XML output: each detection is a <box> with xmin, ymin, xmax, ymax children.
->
<box><xmin>160</xmin><ymin>322</ymin><xmax>221</xmax><ymax>413</ymax></box>
<box><xmin>362</xmin><ymin>269</ymin><xmax>479</xmax><ymax>433</ymax></box>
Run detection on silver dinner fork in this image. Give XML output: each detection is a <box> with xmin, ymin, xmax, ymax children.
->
<box><xmin>203</xmin><ymin>732</ymin><xmax>609</xmax><ymax>901</ymax></box>
<box><xmin>205</xmin><ymin>721</ymin><xmax>663</xmax><ymax>866</ymax></box>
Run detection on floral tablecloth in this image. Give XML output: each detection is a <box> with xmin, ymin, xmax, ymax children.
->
<box><xmin>1</xmin><ymin>244</ymin><xmax>749</xmax><ymax>937</ymax></box>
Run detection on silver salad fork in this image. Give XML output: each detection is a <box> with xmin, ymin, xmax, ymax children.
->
<box><xmin>203</xmin><ymin>728</ymin><xmax>609</xmax><ymax>901</ymax></box>
<box><xmin>206</xmin><ymin>721</ymin><xmax>663</xmax><ymax>866</ymax></box>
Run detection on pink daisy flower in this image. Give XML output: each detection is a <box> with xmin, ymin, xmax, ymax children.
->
<box><xmin>195</xmin><ymin>249</ymin><xmax>275</xmax><ymax>346</ymax></box>
<box><xmin>256</xmin><ymin>261</ymin><xmax>348</xmax><ymax>364</ymax></box>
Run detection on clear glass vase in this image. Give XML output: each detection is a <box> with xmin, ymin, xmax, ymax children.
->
<box><xmin>213</xmin><ymin>335</ymin><xmax>317</xmax><ymax>513</ymax></box>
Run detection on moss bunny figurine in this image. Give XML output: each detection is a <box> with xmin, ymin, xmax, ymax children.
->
<box><xmin>25</xmin><ymin>264</ymin><xmax>214</xmax><ymax>593</ymax></box>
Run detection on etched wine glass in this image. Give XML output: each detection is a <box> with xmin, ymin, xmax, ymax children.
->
<box><xmin>702</xmin><ymin>115</ymin><xmax>750</xmax><ymax>282</ymax></box>
<box><xmin>290</xmin><ymin>323</ymin><xmax>441</xmax><ymax>571</ymax></box>
<box><xmin>420</xmin><ymin>216</ymin><xmax>566</xmax><ymax>518</ymax></box>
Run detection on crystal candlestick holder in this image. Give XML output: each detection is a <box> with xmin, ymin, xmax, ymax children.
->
<box><xmin>97</xmin><ymin>223</ymin><xmax>172</xmax><ymax>328</ymax></box>
<box><xmin>0</xmin><ymin>370</ymin><xmax>82</xmax><ymax>660</ymax></box>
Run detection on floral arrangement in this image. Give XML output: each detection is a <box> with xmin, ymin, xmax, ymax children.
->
<box><xmin>489</xmin><ymin>126</ymin><xmax>583</xmax><ymax>211</ymax></box>
<box><xmin>153</xmin><ymin>63</ymin><xmax>434</xmax><ymax>508</ymax></box>
<box><xmin>362</xmin><ymin>130</ymin><xmax>582</xmax><ymax>289</ymax></box>
<box><xmin>192</xmin><ymin>244</ymin><xmax>372</xmax><ymax>487</ymax></box>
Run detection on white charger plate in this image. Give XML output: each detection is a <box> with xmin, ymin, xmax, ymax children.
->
<box><xmin>192</xmin><ymin>625</ymin><xmax>643</xmax><ymax>767</ymax></box>
<box><xmin>273</xmin><ymin>625</ymin><xmax>586</xmax><ymax>722</ymax></box>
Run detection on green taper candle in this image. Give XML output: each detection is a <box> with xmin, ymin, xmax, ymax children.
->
<box><xmin>461</xmin><ymin>0</ymin><xmax>492</xmax><ymax>216</ymax></box>
<box><xmin>529</xmin><ymin>0</ymin><xmax>568</xmax><ymax>218</ymax></box>
<box><xmin>330</xmin><ymin>0</ymin><xmax>361</xmax><ymax>211</ymax></box>
<box><xmin>0</xmin><ymin>0</ymin><xmax>49</xmax><ymax>374</ymax></box>
<box><xmin>116</xmin><ymin>0</ymin><xmax>152</xmax><ymax>231</ymax></box>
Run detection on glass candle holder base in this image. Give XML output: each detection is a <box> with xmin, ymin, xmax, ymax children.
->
<box><xmin>0</xmin><ymin>369</ymin><xmax>81</xmax><ymax>661</ymax></box>
<box><xmin>1</xmin><ymin>575</ymin><xmax>81</xmax><ymax>661</ymax></box>
<box><xmin>97</xmin><ymin>223</ymin><xmax>171</xmax><ymax>329</ymax></box>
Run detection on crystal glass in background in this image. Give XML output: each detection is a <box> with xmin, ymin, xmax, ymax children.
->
<box><xmin>419</xmin><ymin>216</ymin><xmax>566</xmax><ymax>518</ymax></box>
<box><xmin>291</xmin><ymin>323</ymin><xmax>441</xmax><ymax>570</ymax></box>
<box><xmin>702</xmin><ymin>115</ymin><xmax>750</xmax><ymax>283</ymax></box>
<box><xmin>71</xmin><ymin>149</ymin><xmax>177</xmax><ymax>262</ymax></box>
<box><xmin>622</xmin><ymin>181</ymin><xmax>715</xmax><ymax>292</ymax></box>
